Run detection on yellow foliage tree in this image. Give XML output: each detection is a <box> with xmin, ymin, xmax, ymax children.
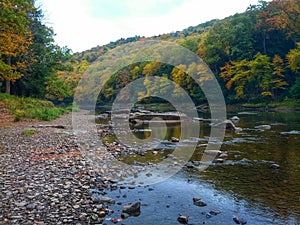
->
<box><xmin>0</xmin><ymin>0</ymin><xmax>33</xmax><ymax>93</ymax></box>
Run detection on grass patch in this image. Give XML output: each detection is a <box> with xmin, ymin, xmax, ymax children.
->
<box><xmin>242</xmin><ymin>99</ymin><xmax>300</xmax><ymax>109</ymax></box>
<box><xmin>269</xmin><ymin>99</ymin><xmax>300</xmax><ymax>108</ymax></box>
<box><xmin>21</xmin><ymin>129</ymin><xmax>38</xmax><ymax>136</ymax></box>
<box><xmin>242</xmin><ymin>102</ymin><xmax>268</xmax><ymax>108</ymax></box>
<box><xmin>0</xmin><ymin>93</ymin><xmax>74</xmax><ymax>121</ymax></box>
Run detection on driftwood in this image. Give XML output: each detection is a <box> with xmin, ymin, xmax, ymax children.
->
<box><xmin>211</xmin><ymin>119</ymin><xmax>242</xmax><ymax>132</ymax></box>
<box><xmin>32</xmin><ymin>124</ymin><xmax>66</xmax><ymax>129</ymax></box>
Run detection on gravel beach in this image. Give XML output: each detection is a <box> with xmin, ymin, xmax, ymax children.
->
<box><xmin>0</xmin><ymin>111</ymin><xmax>125</xmax><ymax>225</ymax></box>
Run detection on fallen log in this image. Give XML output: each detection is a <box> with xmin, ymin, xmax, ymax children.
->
<box><xmin>32</xmin><ymin>124</ymin><xmax>66</xmax><ymax>129</ymax></box>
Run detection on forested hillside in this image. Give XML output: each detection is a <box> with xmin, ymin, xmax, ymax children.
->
<box><xmin>1</xmin><ymin>0</ymin><xmax>299</xmax><ymax>106</ymax></box>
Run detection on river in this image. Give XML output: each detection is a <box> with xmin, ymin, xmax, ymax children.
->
<box><xmin>96</xmin><ymin>108</ymin><xmax>300</xmax><ymax>225</ymax></box>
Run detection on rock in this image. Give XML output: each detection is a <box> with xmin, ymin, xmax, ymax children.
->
<box><xmin>206</xmin><ymin>212</ymin><xmax>212</xmax><ymax>218</ymax></box>
<box><xmin>93</xmin><ymin>196</ymin><xmax>115</xmax><ymax>205</ymax></box>
<box><xmin>255</xmin><ymin>125</ymin><xmax>271</xmax><ymax>130</ymax></box>
<box><xmin>193</xmin><ymin>198</ymin><xmax>207</xmax><ymax>207</ymax></box>
<box><xmin>214</xmin><ymin>158</ymin><xmax>224</xmax><ymax>163</ymax></box>
<box><xmin>233</xmin><ymin>216</ymin><xmax>247</xmax><ymax>224</ymax></box>
<box><xmin>171</xmin><ymin>137</ymin><xmax>180</xmax><ymax>142</ymax></box>
<box><xmin>269</xmin><ymin>163</ymin><xmax>280</xmax><ymax>169</ymax></box>
<box><xmin>192</xmin><ymin>161</ymin><xmax>201</xmax><ymax>166</ymax></box>
<box><xmin>111</xmin><ymin>218</ymin><xmax>119</xmax><ymax>223</ymax></box>
<box><xmin>108</xmin><ymin>178</ymin><xmax>119</xmax><ymax>184</ymax></box>
<box><xmin>186</xmin><ymin>161</ymin><xmax>194</xmax><ymax>168</ymax></box>
<box><xmin>177</xmin><ymin>215</ymin><xmax>189</xmax><ymax>224</ymax></box>
<box><xmin>209</xmin><ymin>210</ymin><xmax>221</xmax><ymax>215</ymax></box>
<box><xmin>98</xmin><ymin>211</ymin><xmax>106</xmax><ymax>217</ymax></box>
<box><xmin>122</xmin><ymin>202</ymin><xmax>141</xmax><ymax>216</ymax></box>
<box><xmin>231</xmin><ymin>116</ymin><xmax>240</xmax><ymax>122</ymax></box>
<box><xmin>219</xmin><ymin>152</ymin><xmax>228</xmax><ymax>158</ymax></box>
<box><xmin>204</xmin><ymin>150</ymin><xmax>222</xmax><ymax>156</ymax></box>
<box><xmin>15</xmin><ymin>201</ymin><xmax>27</xmax><ymax>207</ymax></box>
<box><xmin>211</xmin><ymin>119</ymin><xmax>242</xmax><ymax>132</ymax></box>
<box><xmin>26</xmin><ymin>203</ymin><xmax>36</xmax><ymax>210</ymax></box>
<box><xmin>121</xmin><ymin>212</ymin><xmax>130</xmax><ymax>219</ymax></box>
<box><xmin>73</xmin><ymin>204</ymin><xmax>80</xmax><ymax>209</ymax></box>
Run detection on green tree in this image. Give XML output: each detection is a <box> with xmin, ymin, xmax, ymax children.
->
<box><xmin>221</xmin><ymin>59</ymin><xmax>252</xmax><ymax>100</ymax></box>
<box><xmin>0</xmin><ymin>0</ymin><xmax>34</xmax><ymax>94</ymax></box>
<box><xmin>287</xmin><ymin>42</ymin><xmax>300</xmax><ymax>98</ymax></box>
<box><xmin>271</xmin><ymin>54</ymin><xmax>288</xmax><ymax>98</ymax></box>
<box><xmin>12</xmin><ymin>7</ymin><xmax>72</xmax><ymax>99</ymax></box>
<box><xmin>221</xmin><ymin>53</ymin><xmax>288</xmax><ymax>101</ymax></box>
<box><xmin>287</xmin><ymin>42</ymin><xmax>300</xmax><ymax>72</ymax></box>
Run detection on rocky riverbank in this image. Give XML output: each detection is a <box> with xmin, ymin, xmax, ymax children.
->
<box><xmin>0</xmin><ymin>111</ymin><xmax>132</xmax><ymax>225</ymax></box>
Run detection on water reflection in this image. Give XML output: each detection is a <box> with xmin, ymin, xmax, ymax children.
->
<box><xmin>97</xmin><ymin>109</ymin><xmax>300</xmax><ymax>224</ymax></box>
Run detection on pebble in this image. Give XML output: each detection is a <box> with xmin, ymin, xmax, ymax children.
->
<box><xmin>0</xmin><ymin>112</ymin><xmax>128</xmax><ymax>225</ymax></box>
<box><xmin>73</xmin><ymin>205</ymin><xmax>80</xmax><ymax>209</ymax></box>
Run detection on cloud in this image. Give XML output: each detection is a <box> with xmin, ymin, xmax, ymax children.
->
<box><xmin>36</xmin><ymin>0</ymin><xmax>260</xmax><ymax>52</ymax></box>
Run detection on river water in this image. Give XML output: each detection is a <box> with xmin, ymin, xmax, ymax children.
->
<box><xmin>97</xmin><ymin>109</ymin><xmax>300</xmax><ymax>225</ymax></box>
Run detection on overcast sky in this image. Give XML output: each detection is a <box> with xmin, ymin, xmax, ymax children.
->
<box><xmin>35</xmin><ymin>0</ymin><xmax>261</xmax><ymax>53</ymax></box>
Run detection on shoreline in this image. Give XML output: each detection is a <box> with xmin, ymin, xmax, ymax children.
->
<box><xmin>0</xmin><ymin>111</ymin><xmax>130</xmax><ymax>224</ymax></box>
<box><xmin>1</xmin><ymin>109</ymin><xmax>299</xmax><ymax>224</ymax></box>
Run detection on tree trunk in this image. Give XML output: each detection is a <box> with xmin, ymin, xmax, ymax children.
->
<box><xmin>5</xmin><ymin>56</ymin><xmax>11</xmax><ymax>94</ymax></box>
<box><xmin>263</xmin><ymin>32</ymin><xmax>266</xmax><ymax>55</ymax></box>
<box><xmin>5</xmin><ymin>80</ymin><xmax>10</xmax><ymax>94</ymax></box>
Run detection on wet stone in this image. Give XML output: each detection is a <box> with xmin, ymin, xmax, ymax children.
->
<box><xmin>193</xmin><ymin>198</ymin><xmax>207</xmax><ymax>207</ymax></box>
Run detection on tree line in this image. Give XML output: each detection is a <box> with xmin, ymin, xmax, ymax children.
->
<box><xmin>1</xmin><ymin>0</ymin><xmax>299</xmax><ymax>106</ymax></box>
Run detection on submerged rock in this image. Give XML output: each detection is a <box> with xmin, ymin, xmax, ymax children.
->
<box><xmin>209</xmin><ymin>210</ymin><xmax>221</xmax><ymax>215</ymax></box>
<box><xmin>233</xmin><ymin>216</ymin><xmax>247</xmax><ymax>224</ymax></box>
<box><xmin>121</xmin><ymin>212</ymin><xmax>130</xmax><ymax>219</ymax></box>
<box><xmin>122</xmin><ymin>202</ymin><xmax>141</xmax><ymax>216</ymax></box>
<box><xmin>177</xmin><ymin>215</ymin><xmax>189</xmax><ymax>224</ymax></box>
<box><xmin>193</xmin><ymin>197</ymin><xmax>207</xmax><ymax>207</ymax></box>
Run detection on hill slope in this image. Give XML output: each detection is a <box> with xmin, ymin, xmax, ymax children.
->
<box><xmin>61</xmin><ymin>0</ymin><xmax>300</xmax><ymax>106</ymax></box>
